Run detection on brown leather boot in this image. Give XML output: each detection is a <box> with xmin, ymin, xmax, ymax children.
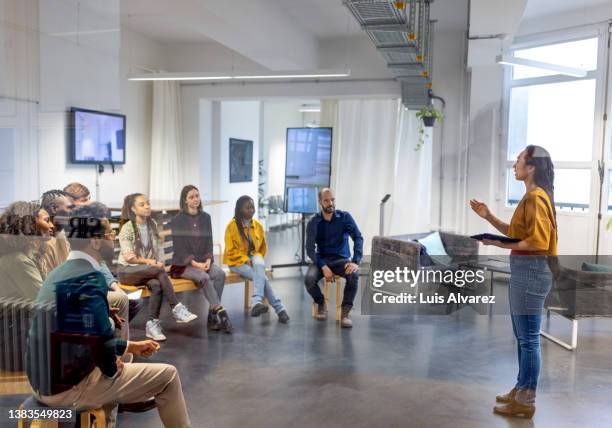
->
<box><xmin>496</xmin><ymin>387</ymin><xmax>518</xmax><ymax>403</ymax></box>
<box><xmin>493</xmin><ymin>400</ymin><xmax>535</xmax><ymax>419</ymax></box>
<box><xmin>494</xmin><ymin>389</ymin><xmax>536</xmax><ymax>419</ymax></box>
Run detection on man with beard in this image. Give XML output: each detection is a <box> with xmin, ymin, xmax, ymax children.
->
<box><xmin>305</xmin><ymin>188</ymin><xmax>364</xmax><ymax>328</ymax></box>
<box><xmin>26</xmin><ymin>202</ymin><xmax>191</xmax><ymax>428</ymax></box>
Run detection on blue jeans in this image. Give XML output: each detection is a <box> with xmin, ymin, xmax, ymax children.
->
<box><xmin>509</xmin><ymin>255</ymin><xmax>552</xmax><ymax>391</ymax></box>
<box><xmin>229</xmin><ymin>256</ymin><xmax>284</xmax><ymax>314</ymax></box>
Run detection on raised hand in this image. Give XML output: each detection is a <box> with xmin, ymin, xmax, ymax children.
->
<box><xmin>469</xmin><ymin>199</ymin><xmax>490</xmax><ymax>219</ymax></box>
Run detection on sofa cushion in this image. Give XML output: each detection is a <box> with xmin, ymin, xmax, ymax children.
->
<box><xmin>582</xmin><ymin>262</ymin><xmax>612</xmax><ymax>273</ymax></box>
<box><xmin>418</xmin><ymin>232</ymin><xmax>452</xmax><ymax>265</ymax></box>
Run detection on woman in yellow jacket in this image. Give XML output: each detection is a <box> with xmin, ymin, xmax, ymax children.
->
<box><xmin>224</xmin><ymin>195</ymin><xmax>290</xmax><ymax>323</ymax></box>
<box><xmin>470</xmin><ymin>145</ymin><xmax>557</xmax><ymax>419</ymax></box>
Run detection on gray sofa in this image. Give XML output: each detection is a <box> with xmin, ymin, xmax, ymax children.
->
<box><xmin>363</xmin><ymin>232</ymin><xmax>480</xmax><ymax>315</ymax></box>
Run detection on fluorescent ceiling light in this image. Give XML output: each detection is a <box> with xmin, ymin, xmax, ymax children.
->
<box><xmin>495</xmin><ymin>54</ymin><xmax>587</xmax><ymax>78</ymax></box>
<box><xmin>299</xmin><ymin>108</ymin><xmax>321</xmax><ymax>113</ymax></box>
<box><xmin>128</xmin><ymin>70</ymin><xmax>350</xmax><ymax>82</ymax></box>
<box><xmin>128</xmin><ymin>73</ymin><xmax>232</xmax><ymax>81</ymax></box>
<box><xmin>50</xmin><ymin>29</ymin><xmax>120</xmax><ymax>37</ymax></box>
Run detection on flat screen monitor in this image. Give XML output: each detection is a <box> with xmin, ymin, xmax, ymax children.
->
<box><xmin>70</xmin><ymin>107</ymin><xmax>126</xmax><ymax>164</ymax></box>
<box><xmin>284</xmin><ymin>127</ymin><xmax>332</xmax><ymax>213</ymax></box>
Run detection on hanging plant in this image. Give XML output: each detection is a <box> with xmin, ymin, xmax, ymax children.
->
<box><xmin>415</xmin><ymin>105</ymin><xmax>444</xmax><ymax>151</ymax></box>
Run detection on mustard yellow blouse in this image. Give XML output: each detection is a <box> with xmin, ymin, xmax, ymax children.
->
<box><xmin>508</xmin><ymin>187</ymin><xmax>557</xmax><ymax>256</ymax></box>
<box><xmin>223</xmin><ymin>218</ymin><xmax>267</xmax><ymax>266</ymax></box>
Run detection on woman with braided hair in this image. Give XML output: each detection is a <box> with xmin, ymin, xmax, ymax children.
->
<box><xmin>117</xmin><ymin>193</ymin><xmax>197</xmax><ymax>341</ymax></box>
<box><xmin>470</xmin><ymin>145</ymin><xmax>557</xmax><ymax>418</ymax></box>
<box><xmin>224</xmin><ymin>195</ymin><xmax>290</xmax><ymax>323</ymax></box>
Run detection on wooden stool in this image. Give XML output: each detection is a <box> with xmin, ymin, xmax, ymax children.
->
<box><xmin>17</xmin><ymin>396</ymin><xmax>106</xmax><ymax>428</ymax></box>
<box><xmin>311</xmin><ymin>276</ymin><xmax>343</xmax><ymax>321</ymax></box>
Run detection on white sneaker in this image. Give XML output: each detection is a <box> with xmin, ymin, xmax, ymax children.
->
<box><xmin>172</xmin><ymin>302</ymin><xmax>198</xmax><ymax>323</ymax></box>
<box><xmin>145</xmin><ymin>319</ymin><xmax>167</xmax><ymax>341</ymax></box>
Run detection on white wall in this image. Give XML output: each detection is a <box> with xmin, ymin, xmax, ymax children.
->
<box><xmin>38</xmin><ymin>3</ymin><xmax>166</xmax><ymax>204</ymax></box>
<box><xmin>262</xmin><ymin>101</ymin><xmax>306</xmax><ymax>198</ymax></box>
<box><xmin>201</xmin><ymin>101</ymin><xmax>261</xmax><ymax>244</ymax></box>
<box><xmin>0</xmin><ymin>0</ymin><xmax>166</xmax><ymax>207</ymax></box>
<box><xmin>429</xmin><ymin>26</ymin><xmax>471</xmax><ymax>234</ymax></box>
<box><xmin>162</xmin><ymin>41</ymin><xmax>267</xmax><ymax>74</ymax></box>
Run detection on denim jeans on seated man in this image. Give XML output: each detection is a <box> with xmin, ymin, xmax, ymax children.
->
<box><xmin>229</xmin><ymin>255</ymin><xmax>284</xmax><ymax>313</ymax></box>
<box><xmin>304</xmin><ymin>258</ymin><xmax>359</xmax><ymax>309</ymax></box>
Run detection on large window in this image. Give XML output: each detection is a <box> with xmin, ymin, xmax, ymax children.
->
<box><xmin>504</xmin><ymin>28</ymin><xmax>606</xmax><ymax>213</ymax></box>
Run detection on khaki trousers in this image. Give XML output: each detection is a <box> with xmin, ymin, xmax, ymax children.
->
<box><xmin>36</xmin><ymin>363</ymin><xmax>191</xmax><ymax>428</ymax></box>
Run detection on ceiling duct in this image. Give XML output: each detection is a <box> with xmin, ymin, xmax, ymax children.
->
<box><xmin>342</xmin><ymin>0</ymin><xmax>434</xmax><ymax>109</ymax></box>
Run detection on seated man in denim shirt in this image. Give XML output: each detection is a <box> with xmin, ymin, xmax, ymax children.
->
<box><xmin>305</xmin><ymin>188</ymin><xmax>363</xmax><ymax>328</ymax></box>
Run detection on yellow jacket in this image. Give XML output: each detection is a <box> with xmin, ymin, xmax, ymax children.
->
<box><xmin>223</xmin><ymin>218</ymin><xmax>267</xmax><ymax>266</ymax></box>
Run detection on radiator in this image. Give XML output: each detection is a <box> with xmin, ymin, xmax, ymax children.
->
<box><xmin>0</xmin><ymin>297</ymin><xmax>35</xmax><ymax>372</ymax></box>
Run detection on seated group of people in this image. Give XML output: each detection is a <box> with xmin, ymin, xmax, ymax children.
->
<box><xmin>0</xmin><ymin>182</ymin><xmax>363</xmax><ymax>427</ymax></box>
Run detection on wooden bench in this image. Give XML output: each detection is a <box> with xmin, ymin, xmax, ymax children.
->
<box><xmin>119</xmin><ymin>268</ymin><xmax>273</xmax><ymax>311</ymax></box>
<box><xmin>0</xmin><ymin>370</ymin><xmax>31</xmax><ymax>396</ymax></box>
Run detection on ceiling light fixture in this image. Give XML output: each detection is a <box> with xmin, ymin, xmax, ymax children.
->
<box><xmin>128</xmin><ymin>69</ymin><xmax>351</xmax><ymax>82</ymax></box>
<box><xmin>495</xmin><ymin>55</ymin><xmax>587</xmax><ymax>78</ymax></box>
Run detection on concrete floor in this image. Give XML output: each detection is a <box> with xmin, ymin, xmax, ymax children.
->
<box><xmin>2</xmin><ymin>225</ymin><xmax>612</xmax><ymax>427</ymax></box>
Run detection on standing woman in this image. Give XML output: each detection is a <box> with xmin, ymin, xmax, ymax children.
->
<box><xmin>224</xmin><ymin>195</ymin><xmax>290</xmax><ymax>323</ymax></box>
<box><xmin>170</xmin><ymin>185</ymin><xmax>233</xmax><ymax>333</ymax></box>
<box><xmin>117</xmin><ymin>193</ymin><xmax>197</xmax><ymax>341</ymax></box>
<box><xmin>470</xmin><ymin>145</ymin><xmax>557</xmax><ymax>418</ymax></box>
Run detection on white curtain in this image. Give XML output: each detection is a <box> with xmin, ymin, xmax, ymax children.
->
<box><xmin>387</xmin><ymin>107</ymin><xmax>433</xmax><ymax>236</ymax></box>
<box><xmin>335</xmin><ymin>99</ymin><xmax>432</xmax><ymax>254</ymax></box>
<box><xmin>149</xmin><ymin>81</ymin><xmax>184</xmax><ymax>201</ymax></box>
<box><xmin>320</xmin><ymin>99</ymin><xmax>339</xmax><ymax>189</ymax></box>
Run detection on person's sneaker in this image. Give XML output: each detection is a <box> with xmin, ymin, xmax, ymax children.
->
<box><xmin>340</xmin><ymin>306</ymin><xmax>353</xmax><ymax>328</ymax></box>
<box><xmin>207</xmin><ymin>311</ymin><xmax>220</xmax><ymax>331</ymax></box>
<box><xmin>277</xmin><ymin>310</ymin><xmax>290</xmax><ymax>324</ymax></box>
<box><xmin>316</xmin><ymin>303</ymin><xmax>327</xmax><ymax>321</ymax></box>
<box><xmin>216</xmin><ymin>307</ymin><xmax>234</xmax><ymax>334</ymax></box>
<box><xmin>172</xmin><ymin>302</ymin><xmax>198</xmax><ymax>324</ymax></box>
<box><xmin>145</xmin><ymin>319</ymin><xmax>167</xmax><ymax>341</ymax></box>
<box><xmin>251</xmin><ymin>302</ymin><xmax>269</xmax><ymax>317</ymax></box>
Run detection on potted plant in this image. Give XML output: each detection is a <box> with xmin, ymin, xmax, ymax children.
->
<box><xmin>415</xmin><ymin>105</ymin><xmax>444</xmax><ymax>151</ymax></box>
<box><xmin>416</xmin><ymin>105</ymin><xmax>444</xmax><ymax>127</ymax></box>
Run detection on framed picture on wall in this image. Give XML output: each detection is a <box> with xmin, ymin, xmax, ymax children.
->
<box><xmin>229</xmin><ymin>138</ymin><xmax>253</xmax><ymax>183</ymax></box>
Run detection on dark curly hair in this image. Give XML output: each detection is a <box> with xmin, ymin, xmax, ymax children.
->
<box><xmin>0</xmin><ymin>201</ymin><xmax>45</xmax><ymax>262</ymax></box>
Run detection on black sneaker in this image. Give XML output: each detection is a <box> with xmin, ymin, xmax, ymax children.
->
<box><xmin>251</xmin><ymin>302</ymin><xmax>269</xmax><ymax>317</ymax></box>
<box><xmin>217</xmin><ymin>307</ymin><xmax>234</xmax><ymax>334</ymax></box>
<box><xmin>277</xmin><ymin>310</ymin><xmax>290</xmax><ymax>324</ymax></box>
<box><xmin>207</xmin><ymin>311</ymin><xmax>220</xmax><ymax>331</ymax></box>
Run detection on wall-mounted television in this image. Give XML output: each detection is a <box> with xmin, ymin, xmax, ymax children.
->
<box><xmin>70</xmin><ymin>107</ymin><xmax>126</xmax><ymax>164</ymax></box>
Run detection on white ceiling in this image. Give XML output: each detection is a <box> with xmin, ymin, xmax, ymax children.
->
<box><xmin>266</xmin><ymin>0</ymin><xmax>362</xmax><ymax>38</ymax></box>
<box><xmin>523</xmin><ymin>0</ymin><xmax>612</xmax><ymax>19</ymax></box>
<box><xmin>120</xmin><ymin>0</ymin><xmax>472</xmax><ymax>43</ymax></box>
